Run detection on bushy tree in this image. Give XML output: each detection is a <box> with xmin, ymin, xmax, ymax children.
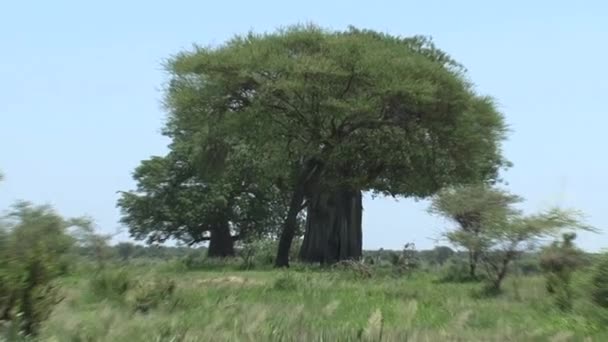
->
<box><xmin>118</xmin><ymin>143</ymin><xmax>289</xmax><ymax>258</ymax></box>
<box><xmin>431</xmin><ymin>185</ymin><xmax>592</xmax><ymax>292</ymax></box>
<box><xmin>430</xmin><ymin>184</ymin><xmax>522</xmax><ymax>279</ymax></box>
<box><xmin>431</xmin><ymin>246</ymin><xmax>455</xmax><ymax>266</ymax></box>
<box><xmin>70</xmin><ymin>221</ymin><xmax>113</xmax><ymax>269</ymax></box>
<box><xmin>0</xmin><ymin>202</ymin><xmax>91</xmax><ymax>336</ymax></box>
<box><xmin>163</xmin><ymin>25</ymin><xmax>509</xmax><ymax>267</ymax></box>
<box><xmin>591</xmin><ymin>253</ymin><xmax>608</xmax><ymax>308</ymax></box>
<box><xmin>116</xmin><ymin>242</ymin><xmax>136</xmax><ymax>261</ymax></box>
<box><xmin>540</xmin><ymin>233</ymin><xmax>585</xmax><ymax>310</ymax></box>
<box><xmin>480</xmin><ymin>208</ymin><xmax>591</xmax><ymax>293</ymax></box>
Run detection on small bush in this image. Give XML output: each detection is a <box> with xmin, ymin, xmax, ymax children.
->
<box><xmin>239</xmin><ymin>240</ymin><xmax>276</xmax><ymax>270</ymax></box>
<box><xmin>592</xmin><ymin>253</ymin><xmax>608</xmax><ymax>308</ymax></box>
<box><xmin>273</xmin><ymin>272</ymin><xmax>299</xmax><ymax>291</ymax></box>
<box><xmin>438</xmin><ymin>259</ymin><xmax>476</xmax><ymax>283</ymax></box>
<box><xmin>515</xmin><ymin>258</ymin><xmax>541</xmax><ymax>276</ymax></box>
<box><xmin>0</xmin><ymin>202</ymin><xmax>91</xmax><ymax>336</ymax></box>
<box><xmin>89</xmin><ymin>268</ymin><xmax>132</xmax><ymax>301</ymax></box>
<box><xmin>181</xmin><ymin>252</ymin><xmax>207</xmax><ymax>270</ymax></box>
<box><xmin>332</xmin><ymin>260</ymin><xmax>374</xmax><ymax>280</ymax></box>
<box><xmin>391</xmin><ymin>243</ymin><xmax>419</xmax><ymax>277</ymax></box>
<box><xmin>181</xmin><ymin>253</ymin><xmax>241</xmax><ymax>271</ymax></box>
<box><xmin>131</xmin><ymin>277</ymin><xmax>176</xmax><ymax>313</ymax></box>
<box><xmin>540</xmin><ymin>233</ymin><xmax>585</xmax><ymax>311</ymax></box>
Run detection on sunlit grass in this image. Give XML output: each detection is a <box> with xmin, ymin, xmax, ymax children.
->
<box><xmin>30</xmin><ymin>263</ymin><xmax>607</xmax><ymax>341</ymax></box>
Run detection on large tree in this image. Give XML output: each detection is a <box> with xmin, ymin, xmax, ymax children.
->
<box><xmin>163</xmin><ymin>25</ymin><xmax>509</xmax><ymax>266</ymax></box>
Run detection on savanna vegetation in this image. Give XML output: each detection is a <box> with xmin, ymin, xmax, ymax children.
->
<box><xmin>1</xmin><ymin>25</ymin><xmax>606</xmax><ymax>341</ymax></box>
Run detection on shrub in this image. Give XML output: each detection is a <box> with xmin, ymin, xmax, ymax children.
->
<box><xmin>181</xmin><ymin>251</ymin><xmax>207</xmax><ymax>270</ymax></box>
<box><xmin>0</xmin><ymin>202</ymin><xmax>91</xmax><ymax>336</ymax></box>
<box><xmin>391</xmin><ymin>243</ymin><xmax>419</xmax><ymax>277</ymax></box>
<box><xmin>515</xmin><ymin>258</ymin><xmax>541</xmax><ymax>276</ymax></box>
<box><xmin>89</xmin><ymin>268</ymin><xmax>132</xmax><ymax>301</ymax></box>
<box><xmin>592</xmin><ymin>253</ymin><xmax>608</xmax><ymax>308</ymax></box>
<box><xmin>273</xmin><ymin>272</ymin><xmax>299</xmax><ymax>291</ymax></box>
<box><xmin>540</xmin><ymin>233</ymin><xmax>585</xmax><ymax>311</ymax></box>
<box><xmin>181</xmin><ymin>252</ymin><xmax>241</xmax><ymax>271</ymax></box>
<box><xmin>131</xmin><ymin>277</ymin><xmax>176</xmax><ymax>313</ymax></box>
<box><xmin>438</xmin><ymin>259</ymin><xmax>475</xmax><ymax>283</ymax></box>
<box><xmin>239</xmin><ymin>240</ymin><xmax>276</xmax><ymax>270</ymax></box>
<box><xmin>332</xmin><ymin>260</ymin><xmax>374</xmax><ymax>280</ymax></box>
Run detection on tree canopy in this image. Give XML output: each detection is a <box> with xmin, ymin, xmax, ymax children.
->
<box><xmin>122</xmin><ymin>24</ymin><xmax>510</xmax><ymax>266</ymax></box>
<box><xmin>118</xmin><ymin>146</ymin><xmax>288</xmax><ymax>257</ymax></box>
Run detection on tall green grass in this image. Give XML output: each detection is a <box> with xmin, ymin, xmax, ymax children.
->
<box><xmin>27</xmin><ymin>261</ymin><xmax>607</xmax><ymax>341</ymax></box>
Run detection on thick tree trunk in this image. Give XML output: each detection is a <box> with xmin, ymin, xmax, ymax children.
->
<box><xmin>274</xmin><ymin>158</ymin><xmax>323</xmax><ymax>268</ymax></box>
<box><xmin>300</xmin><ymin>188</ymin><xmax>362</xmax><ymax>264</ymax></box>
<box><xmin>207</xmin><ymin>221</ymin><xmax>235</xmax><ymax>258</ymax></box>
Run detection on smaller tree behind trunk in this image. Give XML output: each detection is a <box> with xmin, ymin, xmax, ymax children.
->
<box><xmin>275</xmin><ymin>186</ymin><xmax>305</xmax><ymax>267</ymax></box>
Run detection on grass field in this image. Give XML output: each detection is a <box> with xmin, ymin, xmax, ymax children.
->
<box><xmin>20</xmin><ymin>262</ymin><xmax>607</xmax><ymax>342</ymax></box>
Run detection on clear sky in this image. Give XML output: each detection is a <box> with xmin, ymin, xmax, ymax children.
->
<box><xmin>1</xmin><ymin>1</ymin><xmax>606</xmax><ymax>251</ymax></box>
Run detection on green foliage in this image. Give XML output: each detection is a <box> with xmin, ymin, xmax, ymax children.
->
<box><xmin>439</xmin><ymin>259</ymin><xmax>479</xmax><ymax>283</ymax></box>
<box><xmin>272</xmin><ymin>272</ymin><xmax>299</xmax><ymax>291</ymax></box>
<box><xmin>481</xmin><ymin>208</ymin><xmax>593</xmax><ymax>293</ymax></box>
<box><xmin>181</xmin><ymin>250</ymin><xmax>208</xmax><ymax>270</ymax></box>
<box><xmin>432</xmin><ymin>185</ymin><xmax>593</xmax><ymax>293</ymax></box>
<box><xmin>35</xmin><ymin>265</ymin><xmax>608</xmax><ymax>341</ymax></box>
<box><xmin>390</xmin><ymin>243</ymin><xmax>420</xmax><ymax>276</ymax></box>
<box><xmin>239</xmin><ymin>239</ymin><xmax>276</xmax><ymax>269</ymax></box>
<box><xmin>158</xmin><ymin>24</ymin><xmax>510</xmax><ymax>266</ymax></box>
<box><xmin>514</xmin><ymin>255</ymin><xmax>542</xmax><ymax>275</ymax></box>
<box><xmin>180</xmin><ymin>253</ymin><xmax>241</xmax><ymax>271</ymax></box>
<box><xmin>332</xmin><ymin>260</ymin><xmax>374</xmax><ymax>279</ymax></box>
<box><xmin>430</xmin><ymin>184</ymin><xmax>522</xmax><ymax>279</ymax></box>
<box><xmin>71</xmin><ymin>225</ymin><xmax>113</xmax><ymax>270</ymax></box>
<box><xmin>117</xmin><ymin>127</ymin><xmax>288</xmax><ymax>252</ymax></box>
<box><xmin>116</xmin><ymin>242</ymin><xmax>136</xmax><ymax>261</ymax></box>
<box><xmin>540</xmin><ymin>233</ymin><xmax>585</xmax><ymax>310</ymax></box>
<box><xmin>0</xmin><ymin>202</ymin><xmax>90</xmax><ymax>336</ymax></box>
<box><xmin>89</xmin><ymin>268</ymin><xmax>132</xmax><ymax>301</ymax></box>
<box><xmin>591</xmin><ymin>253</ymin><xmax>608</xmax><ymax>308</ymax></box>
<box><xmin>430</xmin><ymin>246</ymin><xmax>455</xmax><ymax>266</ymax></box>
<box><xmin>430</xmin><ymin>184</ymin><xmax>522</xmax><ymax>225</ymax></box>
<box><xmin>238</xmin><ymin>238</ymin><xmax>302</xmax><ymax>269</ymax></box>
<box><xmin>130</xmin><ymin>277</ymin><xmax>176</xmax><ymax>313</ymax></box>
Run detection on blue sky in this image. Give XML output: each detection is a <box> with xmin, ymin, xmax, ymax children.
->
<box><xmin>1</xmin><ymin>1</ymin><xmax>606</xmax><ymax>251</ymax></box>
